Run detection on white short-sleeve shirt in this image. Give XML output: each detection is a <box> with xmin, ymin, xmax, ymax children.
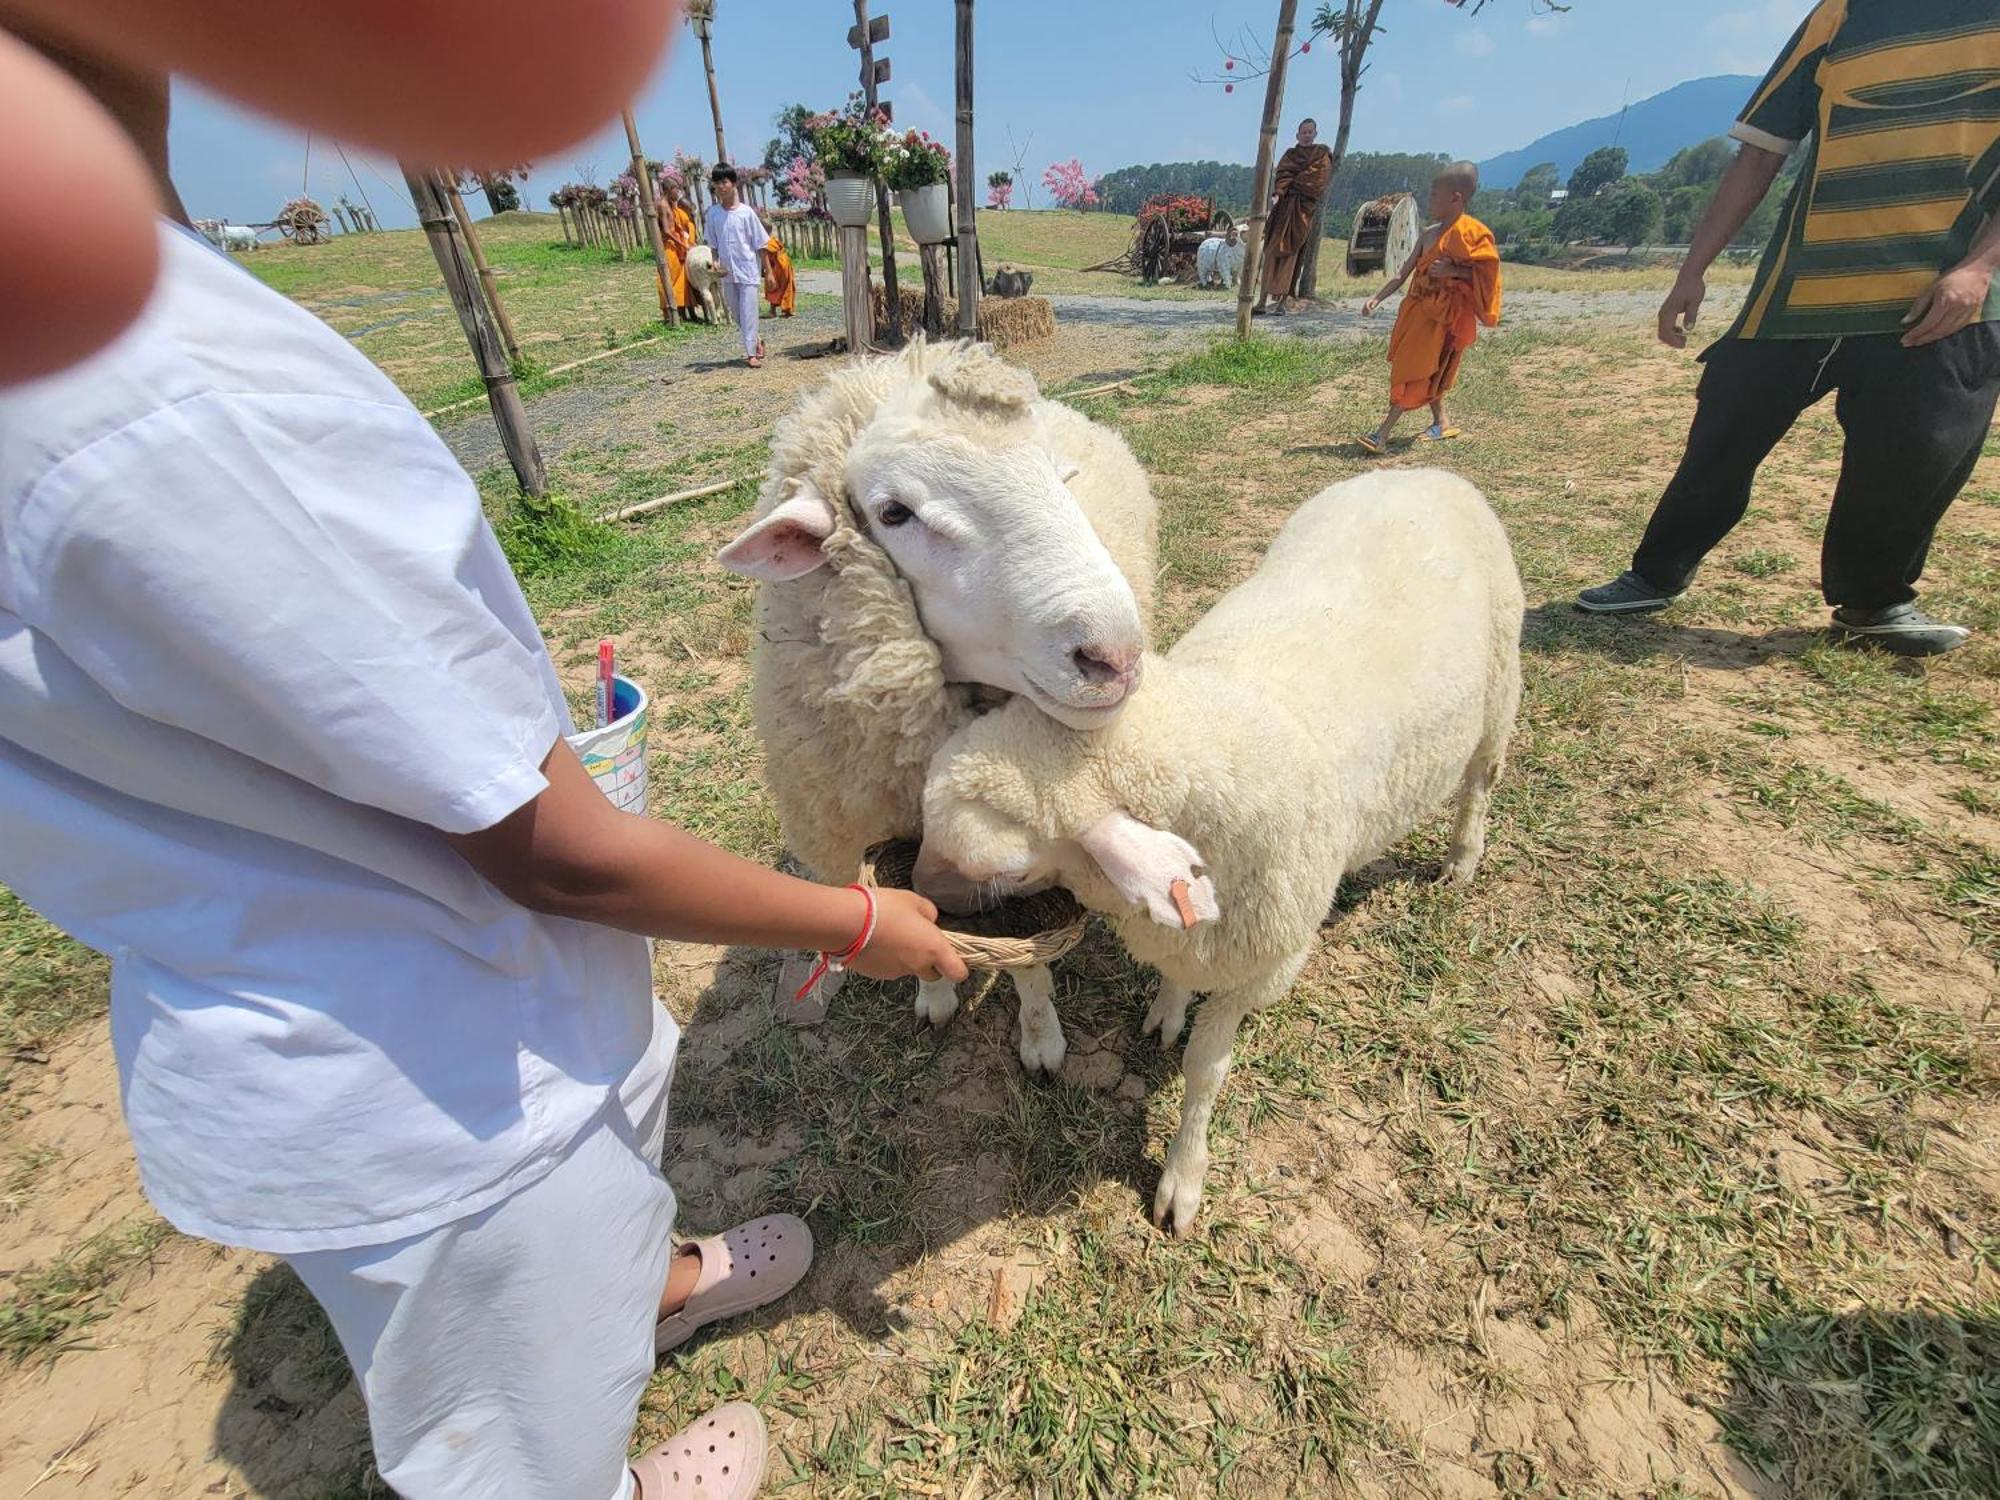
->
<box><xmin>704</xmin><ymin>201</ymin><xmax>768</xmax><ymax>285</ymax></box>
<box><xmin>0</xmin><ymin>224</ymin><xmax>664</xmax><ymax>1254</ymax></box>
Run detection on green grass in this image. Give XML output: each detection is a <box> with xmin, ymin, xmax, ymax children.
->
<box><xmin>0</xmin><ymin>1217</ymin><xmax>172</xmax><ymax>1364</ymax></box>
<box><xmin>0</xmin><ymin>889</ymin><xmax>105</xmax><ymax>1097</ymax></box>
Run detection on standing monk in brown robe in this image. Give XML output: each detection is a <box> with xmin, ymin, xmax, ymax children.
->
<box><xmin>1255</xmin><ymin>118</ymin><xmax>1334</xmax><ymax>316</ymax></box>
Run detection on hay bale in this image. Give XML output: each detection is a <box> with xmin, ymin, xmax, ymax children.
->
<box><xmin>975</xmin><ymin>295</ymin><xmax>1054</xmax><ymax>348</ymax></box>
<box><xmin>866</xmin><ymin>284</ymin><xmax>1055</xmax><ymax>349</ymax></box>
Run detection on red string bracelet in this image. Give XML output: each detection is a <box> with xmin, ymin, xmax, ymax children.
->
<box><xmin>793</xmin><ymin>883</ymin><xmax>877</xmax><ymax>1003</ymax></box>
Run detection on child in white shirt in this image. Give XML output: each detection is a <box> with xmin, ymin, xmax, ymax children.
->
<box><xmin>703</xmin><ymin>163</ymin><xmax>774</xmax><ymax>367</ymax></box>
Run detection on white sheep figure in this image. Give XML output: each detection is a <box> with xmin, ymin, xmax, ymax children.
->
<box><xmin>716</xmin><ymin>339</ymin><xmax>1159</xmax><ymax>1065</ymax></box>
<box><xmin>683</xmin><ymin>244</ymin><xmax>725</xmax><ymax>325</ymax></box>
<box><xmin>915</xmin><ymin>468</ymin><xmax>1524</xmax><ymax>1232</ymax></box>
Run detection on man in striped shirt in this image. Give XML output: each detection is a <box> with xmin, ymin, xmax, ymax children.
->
<box><xmin>1579</xmin><ymin>0</ymin><xmax>2000</xmax><ymax>656</ymax></box>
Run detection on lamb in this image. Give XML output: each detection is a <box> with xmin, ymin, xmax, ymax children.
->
<box><xmin>683</xmin><ymin>243</ymin><xmax>725</xmax><ymax>324</ymax></box>
<box><xmin>914</xmin><ymin>468</ymin><xmax>1524</xmax><ymax>1232</ymax></box>
<box><xmin>716</xmin><ymin>339</ymin><xmax>1159</xmax><ymax>1063</ymax></box>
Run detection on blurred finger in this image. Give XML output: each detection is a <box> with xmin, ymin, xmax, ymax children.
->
<box><xmin>0</xmin><ymin>28</ymin><xmax>160</xmax><ymax>384</ymax></box>
<box><xmin>1901</xmin><ymin>285</ymin><xmax>1936</xmax><ymax>327</ymax></box>
<box><xmin>3</xmin><ymin>0</ymin><xmax>682</xmax><ymax>165</ymax></box>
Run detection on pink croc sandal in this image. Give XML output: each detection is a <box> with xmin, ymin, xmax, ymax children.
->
<box><xmin>630</xmin><ymin>1401</ymin><xmax>766</xmax><ymax>1500</ymax></box>
<box><xmin>654</xmin><ymin>1214</ymin><xmax>813</xmax><ymax>1356</ymax></box>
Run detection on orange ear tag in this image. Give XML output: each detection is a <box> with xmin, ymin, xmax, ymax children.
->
<box><xmin>1169</xmin><ymin>879</ymin><xmax>1198</xmax><ymax>931</ymax></box>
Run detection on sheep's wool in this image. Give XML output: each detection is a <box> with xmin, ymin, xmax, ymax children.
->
<box><xmin>749</xmin><ymin>340</ymin><xmax>1158</xmax><ymax>882</ymax></box>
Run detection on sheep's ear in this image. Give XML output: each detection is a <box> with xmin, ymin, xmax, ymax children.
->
<box><xmin>1077</xmin><ymin>811</ymin><xmax>1219</xmax><ymax>930</ymax></box>
<box><xmin>716</xmin><ymin>484</ymin><xmax>838</xmax><ymax>581</ymax></box>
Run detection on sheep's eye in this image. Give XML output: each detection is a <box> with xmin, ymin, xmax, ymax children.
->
<box><xmin>877</xmin><ymin>500</ymin><xmax>915</xmax><ymax>528</ymax></box>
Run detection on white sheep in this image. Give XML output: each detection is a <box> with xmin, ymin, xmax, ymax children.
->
<box><xmin>914</xmin><ymin>468</ymin><xmax>1524</xmax><ymax>1232</ymax></box>
<box><xmin>716</xmin><ymin>339</ymin><xmax>1159</xmax><ymax>1065</ymax></box>
<box><xmin>683</xmin><ymin>244</ymin><xmax>725</xmax><ymax>325</ymax></box>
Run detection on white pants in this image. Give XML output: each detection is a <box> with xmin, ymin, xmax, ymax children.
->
<box><xmin>723</xmin><ymin>279</ymin><xmax>760</xmax><ymax>358</ymax></box>
<box><xmin>289</xmin><ymin>1004</ymin><xmax>679</xmax><ymax>1500</ymax></box>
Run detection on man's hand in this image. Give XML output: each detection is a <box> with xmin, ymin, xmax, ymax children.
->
<box><xmin>850</xmin><ymin>889</ymin><xmax>968</xmax><ymax>985</ymax></box>
<box><xmin>1658</xmin><ymin>272</ymin><xmax>1707</xmax><ymax>349</ymax></box>
<box><xmin>1902</xmin><ymin>264</ymin><xmax>1994</xmax><ymax>348</ymax></box>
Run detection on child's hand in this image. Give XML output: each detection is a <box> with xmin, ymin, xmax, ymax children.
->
<box><xmin>853</xmin><ymin>889</ymin><xmax>970</xmax><ymax>984</ymax></box>
<box><xmin>1363</xmin><ymin>296</ymin><xmax>1380</xmax><ymax>316</ymax></box>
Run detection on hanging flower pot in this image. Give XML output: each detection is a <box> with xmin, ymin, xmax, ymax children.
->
<box><xmin>825</xmin><ymin>172</ymin><xmax>876</xmax><ymax>228</ymax></box>
<box><xmin>899</xmin><ymin>183</ymin><xmax>952</xmax><ymax>244</ymax></box>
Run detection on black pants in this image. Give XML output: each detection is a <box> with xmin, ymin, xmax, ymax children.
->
<box><xmin>1632</xmin><ymin>325</ymin><xmax>2000</xmax><ymax>608</ymax></box>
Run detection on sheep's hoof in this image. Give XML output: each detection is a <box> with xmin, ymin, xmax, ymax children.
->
<box><xmin>915</xmin><ymin>980</ymin><xmax>961</xmax><ymax>1028</ymax></box>
<box><xmin>1440</xmin><ymin>851</ymin><xmax>1482</xmax><ymax>885</ymax></box>
<box><xmin>1017</xmin><ymin>1024</ymin><xmax>1068</xmax><ymax>1077</ymax></box>
<box><xmin>1140</xmin><ymin>988</ymin><xmax>1190</xmax><ymax>1047</ymax></box>
<box><xmin>1152</xmin><ymin>1150</ymin><xmax>1207</xmax><ymax>1235</ymax></box>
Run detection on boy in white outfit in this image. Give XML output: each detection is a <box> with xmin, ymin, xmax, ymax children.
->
<box><xmin>0</xmin><ymin>26</ymin><xmax>968</xmax><ymax>1500</ymax></box>
<box><xmin>704</xmin><ymin>163</ymin><xmax>773</xmax><ymax>367</ymax></box>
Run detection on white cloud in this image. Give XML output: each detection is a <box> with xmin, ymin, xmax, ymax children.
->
<box><xmin>1526</xmin><ymin>14</ymin><xmax>1567</xmax><ymax>38</ymax></box>
<box><xmin>1441</xmin><ymin>94</ymin><xmax>1478</xmax><ymax>115</ymax></box>
<box><xmin>895</xmin><ymin>81</ymin><xmax>954</xmax><ymax>145</ymax></box>
<box><xmin>1455</xmin><ymin>29</ymin><xmax>1498</xmax><ymax>59</ymax></box>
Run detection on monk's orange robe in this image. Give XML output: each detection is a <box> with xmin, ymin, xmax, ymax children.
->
<box><xmin>1387</xmin><ymin>214</ymin><xmax>1502</xmax><ymax>411</ymax></box>
<box><xmin>763</xmin><ymin>234</ymin><xmax>796</xmax><ymax>316</ymax></box>
<box><xmin>658</xmin><ymin>202</ymin><xmax>696</xmax><ymax>310</ymax></box>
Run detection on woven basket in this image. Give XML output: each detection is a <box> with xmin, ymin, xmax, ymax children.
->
<box><xmin>861</xmin><ymin>841</ymin><xmax>1087</xmax><ymax>971</ymax></box>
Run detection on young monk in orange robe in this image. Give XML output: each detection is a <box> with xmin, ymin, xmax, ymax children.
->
<box><xmin>763</xmin><ymin>233</ymin><xmax>796</xmax><ymax>317</ymax></box>
<box><xmin>655</xmin><ymin>189</ymin><xmax>698</xmax><ymax>312</ymax></box>
<box><xmin>1358</xmin><ymin>161</ymin><xmax>1502</xmax><ymax>453</ymax></box>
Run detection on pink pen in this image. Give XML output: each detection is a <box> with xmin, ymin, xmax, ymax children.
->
<box><xmin>596</xmin><ymin>640</ymin><xmax>615</xmax><ymax>728</ymax></box>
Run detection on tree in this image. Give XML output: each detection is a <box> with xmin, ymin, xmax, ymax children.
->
<box><xmin>1659</xmin><ymin>183</ymin><xmax>1708</xmax><ymax>244</ymax></box>
<box><xmin>1553</xmin><ymin>192</ymin><xmax>1604</xmax><ymax>244</ymax></box>
<box><xmin>1657</xmin><ymin>136</ymin><xmax>1733</xmax><ymax>191</ymax></box>
<box><xmin>1043</xmin><ymin>159</ymin><xmax>1101</xmax><ymax>211</ymax></box>
<box><xmin>1601</xmin><ymin>182</ymin><xmax>1661</xmax><ymax>249</ymax></box>
<box><xmin>1568</xmin><ymin>145</ymin><xmax>1629</xmax><ymax>198</ymax></box>
<box><xmin>1195</xmin><ymin>1</ymin><xmax>1580</xmax><ymax>302</ymax></box>
<box><xmin>763</xmin><ymin>103</ymin><xmax>816</xmax><ymax>177</ymax></box>
<box><xmin>456</xmin><ymin>166</ymin><xmax>528</xmax><ymax>216</ymax></box>
<box><xmin>1513</xmin><ymin>161</ymin><xmax>1560</xmax><ymax>202</ymax></box>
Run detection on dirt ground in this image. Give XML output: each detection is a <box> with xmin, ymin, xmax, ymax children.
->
<box><xmin>2</xmin><ymin>294</ymin><xmax>1994</xmax><ymax>1498</ymax></box>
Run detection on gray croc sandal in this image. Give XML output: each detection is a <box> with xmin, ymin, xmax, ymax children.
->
<box><xmin>630</xmin><ymin>1401</ymin><xmax>766</xmax><ymax>1500</ymax></box>
<box><xmin>655</xmin><ymin>1214</ymin><xmax>813</xmax><ymax>1356</ymax></box>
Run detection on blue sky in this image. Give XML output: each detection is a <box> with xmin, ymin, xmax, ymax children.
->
<box><xmin>168</xmin><ymin>0</ymin><xmax>1809</xmax><ymax>229</ymax></box>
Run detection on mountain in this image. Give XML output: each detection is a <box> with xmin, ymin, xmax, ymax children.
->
<box><xmin>1479</xmin><ymin>75</ymin><xmax>1757</xmax><ymax>192</ymax></box>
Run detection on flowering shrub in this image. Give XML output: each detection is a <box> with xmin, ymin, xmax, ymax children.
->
<box><xmin>1042</xmin><ymin>158</ymin><xmax>1101</xmax><ymax>211</ymax></box>
<box><xmin>882</xmin><ymin>129</ymin><xmax>951</xmax><ymax>192</ymax></box>
<box><xmin>781</xmin><ymin>155</ymin><xmax>827</xmax><ymax>209</ymax></box>
<box><xmin>988</xmin><ymin>178</ymin><xmax>1013</xmax><ymax>209</ymax></box>
<box><xmin>1137</xmin><ymin>193</ymin><xmax>1214</xmax><ymax>235</ymax></box>
<box><xmin>807</xmin><ymin>94</ymin><xmax>893</xmax><ymax>175</ymax></box>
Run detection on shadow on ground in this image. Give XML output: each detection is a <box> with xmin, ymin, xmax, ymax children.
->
<box><xmin>1523</xmin><ymin>601</ymin><xmax>1828</xmax><ymax>671</ymax></box>
<box><xmin>1719</xmin><ymin>1307</ymin><xmax>2000</xmax><ymax>1497</ymax></box>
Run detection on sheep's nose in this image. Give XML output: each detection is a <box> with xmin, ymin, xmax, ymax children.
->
<box><xmin>1072</xmin><ymin>643</ymin><xmax>1140</xmax><ymax>690</ymax></box>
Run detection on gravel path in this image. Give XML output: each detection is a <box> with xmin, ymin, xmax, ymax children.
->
<box><xmin>441</xmin><ymin>277</ymin><xmax>1744</xmax><ymax>483</ymax></box>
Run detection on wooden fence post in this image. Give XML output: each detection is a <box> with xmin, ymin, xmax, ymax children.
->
<box><xmin>920</xmin><ymin>241</ymin><xmax>946</xmax><ymax>337</ymax></box>
<box><xmin>441</xmin><ymin>178</ymin><xmax>523</xmax><ymax>366</ymax></box>
<box><xmin>839</xmin><ymin>223</ymin><xmax>874</xmax><ymax>352</ymax></box>
<box><xmin>404</xmin><ymin>167</ymin><xmax>546</xmax><ymax>496</ymax></box>
<box><xmin>853</xmin><ymin>0</ymin><xmax>903</xmax><ymax>348</ymax></box>
<box><xmin>953</xmin><ymin>0</ymin><xmax>979</xmax><ymax>336</ymax></box>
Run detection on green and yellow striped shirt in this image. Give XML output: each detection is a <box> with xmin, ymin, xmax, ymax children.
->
<box><xmin>1729</xmin><ymin>0</ymin><xmax>2000</xmax><ymax>340</ymax></box>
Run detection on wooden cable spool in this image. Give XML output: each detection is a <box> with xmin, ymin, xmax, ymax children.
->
<box><xmin>1346</xmin><ymin>191</ymin><xmax>1420</xmax><ymax>278</ymax></box>
<box><xmin>860</xmin><ymin>840</ymin><xmax>1087</xmax><ymax>971</ymax></box>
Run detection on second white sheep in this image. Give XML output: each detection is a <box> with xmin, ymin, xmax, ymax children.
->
<box><xmin>915</xmin><ymin>468</ymin><xmax>1524</xmax><ymax>1233</ymax></box>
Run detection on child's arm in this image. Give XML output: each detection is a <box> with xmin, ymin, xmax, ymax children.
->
<box><xmin>448</xmin><ymin>739</ymin><xmax>969</xmax><ymax>983</ymax></box>
<box><xmin>1363</xmin><ymin>244</ymin><xmax>1423</xmax><ymax>316</ymax></box>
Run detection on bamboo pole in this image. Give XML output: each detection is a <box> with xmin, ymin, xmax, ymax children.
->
<box><xmin>442</xmin><ymin>177</ymin><xmax>522</xmax><ymax>365</ymax></box>
<box><xmin>1236</xmin><ymin>0</ymin><xmax>1300</xmax><ymax>340</ymax></box>
<box><xmin>954</xmin><ymin>0</ymin><xmax>980</xmax><ymax>336</ymax></box>
<box><xmin>854</xmin><ymin>0</ymin><xmax>902</xmax><ymax>347</ymax></box>
<box><xmin>627</xmin><ymin>112</ymin><xmax>682</xmax><ymax>327</ymax></box>
<box><xmin>404</xmin><ymin>167</ymin><xmax>545</xmax><ymax>495</ymax></box>
<box><xmin>596</xmin><ymin>474</ymin><xmax>749</xmax><ymax>523</ymax></box>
